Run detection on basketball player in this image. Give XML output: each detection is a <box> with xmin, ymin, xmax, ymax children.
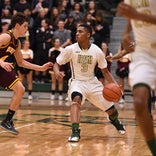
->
<box><xmin>117</xmin><ymin>1</ymin><xmax>156</xmax><ymax>155</ymax></box>
<box><xmin>0</xmin><ymin>13</ymin><xmax>53</xmax><ymax>135</ymax></box>
<box><xmin>53</xmin><ymin>24</ymin><xmax>125</xmax><ymax>142</ymax></box>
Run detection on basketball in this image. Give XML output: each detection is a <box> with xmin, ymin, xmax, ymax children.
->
<box><xmin>102</xmin><ymin>83</ymin><xmax>123</xmax><ymax>102</ymax></box>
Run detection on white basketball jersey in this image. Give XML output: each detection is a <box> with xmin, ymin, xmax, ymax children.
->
<box><xmin>125</xmin><ymin>0</ymin><xmax>156</xmax><ymax>57</ymax></box>
<box><xmin>56</xmin><ymin>43</ymin><xmax>107</xmax><ymax>81</ymax></box>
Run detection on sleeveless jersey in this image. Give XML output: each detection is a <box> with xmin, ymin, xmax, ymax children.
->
<box><xmin>56</xmin><ymin>43</ymin><xmax>107</xmax><ymax>81</ymax></box>
<box><xmin>0</xmin><ymin>30</ymin><xmax>19</xmax><ymax>62</ymax></box>
<box><xmin>125</xmin><ymin>0</ymin><xmax>156</xmax><ymax>57</ymax></box>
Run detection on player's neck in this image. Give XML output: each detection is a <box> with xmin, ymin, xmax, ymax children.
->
<box><xmin>11</xmin><ymin>29</ymin><xmax>20</xmax><ymax>39</ymax></box>
<box><xmin>78</xmin><ymin>42</ymin><xmax>91</xmax><ymax>51</ymax></box>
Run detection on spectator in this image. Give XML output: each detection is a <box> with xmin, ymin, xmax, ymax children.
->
<box><xmin>49</xmin><ymin>38</ymin><xmax>64</xmax><ymax>100</ymax></box>
<box><xmin>1</xmin><ymin>0</ymin><xmax>12</xmax><ymax>14</ymax></box>
<box><xmin>64</xmin><ymin>14</ymin><xmax>77</xmax><ymax>43</ymax></box>
<box><xmin>17</xmin><ymin>40</ymin><xmax>34</xmax><ymax>100</ymax></box>
<box><xmin>95</xmin><ymin>11</ymin><xmax>110</xmax><ymax>43</ymax></box>
<box><xmin>34</xmin><ymin>18</ymin><xmax>53</xmax><ymax>83</ymax></box>
<box><xmin>58</xmin><ymin>0</ymin><xmax>69</xmax><ymax>22</ymax></box>
<box><xmin>13</xmin><ymin>0</ymin><xmax>31</xmax><ymax>15</ymax></box>
<box><xmin>1</xmin><ymin>5</ymin><xmax>12</xmax><ymax>25</ymax></box>
<box><xmin>90</xmin><ymin>26</ymin><xmax>101</xmax><ymax>47</ymax></box>
<box><xmin>95</xmin><ymin>42</ymin><xmax>112</xmax><ymax>85</ymax></box>
<box><xmin>31</xmin><ymin>0</ymin><xmax>49</xmax><ymax>18</ymax></box>
<box><xmin>22</xmin><ymin>8</ymin><xmax>35</xmax><ymax>50</ymax></box>
<box><xmin>53</xmin><ymin>19</ymin><xmax>71</xmax><ymax>48</ymax></box>
<box><xmin>115</xmin><ymin>43</ymin><xmax>131</xmax><ymax>105</ymax></box>
<box><xmin>33</xmin><ymin>8</ymin><xmax>47</xmax><ymax>32</ymax></box>
<box><xmin>86</xmin><ymin>0</ymin><xmax>97</xmax><ymax>18</ymax></box>
<box><xmin>83</xmin><ymin>12</ymin><xmax>96</xmax><ymax>28</ymax></box>
<box><xmin>49</xmin><ymin>7</ymin><xmax>60</xmax><ymax>30</ymax></box>
<box><xmin>0</xmin><ymin>22</ymin><xmax>10</xmax><ymax>33</ymax></box>
<box><xmin>101</xmin><ymin>42</ymin><xmax>112</xmax><ymax>72</ymax></box>
<box><xmin>69</xmin><ymin>2</ymin><xmax>84</xmax><ymax>24</ymax></box>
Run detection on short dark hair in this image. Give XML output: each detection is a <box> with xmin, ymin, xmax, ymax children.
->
<box><xmin>78</xmin><ymin>24</ymin><xmax>92</xmax><ymax>36</ymax></box>
<box><xmin>11</xmin><ymin>12</ymin><xmax>28</xmax><ymax>28</ymax></box>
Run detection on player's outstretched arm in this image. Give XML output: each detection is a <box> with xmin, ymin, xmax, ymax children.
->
<box><xmin>106</xmin><ymin>49</ymin><xmax>129</xmax><ymax>61</ymax></box>
<box><xmin>117</xmin><ymin>2</ymin><xmax>156</xmax><ymax>24</ymax></box>
<box><xmin>14</xmin><ymin>42</ymin><xmax>53</xmax><ymax>71</ymax></box>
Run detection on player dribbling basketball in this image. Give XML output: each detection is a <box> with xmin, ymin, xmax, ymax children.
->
<box><xmin>53</xmin><ymin>24</ymin><xmax>125</xmax><ymax>142</ymax></box>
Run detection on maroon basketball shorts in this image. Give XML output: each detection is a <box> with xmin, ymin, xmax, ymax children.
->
<box><xmin>0</xmin><ymin>67</ymin><xmax>20</xmax><ymax>89</ymax></box>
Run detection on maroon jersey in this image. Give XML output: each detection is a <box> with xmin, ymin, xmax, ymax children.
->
<box><xmin>0</xmin><ymin>30</ymin><xmax>19</xmax><ymax>62</ymax></box>
<box><xmin>0</xmin><ymin>30</ymin><xmax>20</xmax><ymax>89</ymax></box>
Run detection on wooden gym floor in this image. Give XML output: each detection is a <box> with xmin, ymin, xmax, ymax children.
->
<box><xmin>0</xmin><ymin>96</ymin><xmax>155</xmax><ymax>156</ymax></box>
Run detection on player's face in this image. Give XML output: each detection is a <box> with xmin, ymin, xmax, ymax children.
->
<box><xmin>76</xmin><ymin>26</ymin><xmax>89</xmax><ymax>42</ymax></box>
<box><xmin>17</xmin><ymin>22</ymin><xmax>28</xmax><ymax>36</ymax></box>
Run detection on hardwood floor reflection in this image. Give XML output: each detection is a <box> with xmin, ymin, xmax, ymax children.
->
<box><xmin>0</xmin><ymin>98</ymin><xmax>155</xmax><ymax>156</ymax></box>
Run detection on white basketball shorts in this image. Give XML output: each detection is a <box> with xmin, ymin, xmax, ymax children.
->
<box><xmin>129</xmin><ymin>48</ymin><xmax>156</xmax><ymax>90</ymax></box>
<box><xmin>67</xmin><ymin>77</ymin><xmax>114</xmax><ymax>111</ymax></box>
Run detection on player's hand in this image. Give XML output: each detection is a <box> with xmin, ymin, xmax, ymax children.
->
<box><xmin>122</xmin><ymin>34</ymin><xmax>135</xmax><ymax>53</ymax></box>
<box><xmin>41</xmin><ymin>62</ymin><xmax>53</xmax><ymax>71</ymax></box>
<box><xmin>0</xmin><ymin>62</ymin><xmax>14</xmax><ymax>72</ymax></box>
<box><xmin>106</xmin><ymin>56</ymin><xmax>113</xmax><ymax>62</ymax></box>
<box><xmin>55</xmin><ymin>71</ymin><xmax>65</xmax><ymax>80</ymax></box>
<box><xmin>117</xmin><ymin>2</ymin><xmax>139</xmax><ymax>19</ymax></box>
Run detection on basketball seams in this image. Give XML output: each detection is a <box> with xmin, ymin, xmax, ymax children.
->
<box><xmin>104</xmin><ymin>87</ymin><xmax>122</xmax><ymax>97</ymax></box>
<box><xmin>102</xmin><ymin>83</ymin><xmax>122</xmax><ymax>102</ymax></box>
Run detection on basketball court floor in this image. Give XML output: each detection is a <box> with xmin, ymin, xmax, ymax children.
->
<box><xmin>0</xmin><ymin>92</ymin><xmax>155</xmax><ymax>156</ymax></box>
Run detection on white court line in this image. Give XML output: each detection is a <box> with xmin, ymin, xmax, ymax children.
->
<box><xmin>0</xmin><ymin>123</ymin><xmax>36</xmax><ymax>134</ymax></box>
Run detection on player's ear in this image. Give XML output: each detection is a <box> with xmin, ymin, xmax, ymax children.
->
<box><xmin>87</xmin><ymin>32</ymin><xmax>91</xmax><ymax>38</ymax></box>
<box><xmin>14</xmin><ymin>23</ymin><xmax>20</xmax><ymax>29</ymax></box>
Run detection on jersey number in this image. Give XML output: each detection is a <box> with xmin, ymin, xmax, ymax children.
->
<box><xmin>81</xmin><ymin>64</ymin><xmax>88</xmax><ymax>72</ymax></box>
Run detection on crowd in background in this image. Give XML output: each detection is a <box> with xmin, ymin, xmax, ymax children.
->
<box><xmin>0</xmin><ymin>0</ymin><xmax>122</xmax><ymax>100</ymax></box>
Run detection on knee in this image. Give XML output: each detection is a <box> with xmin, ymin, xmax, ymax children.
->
<box><xmin>71</xmin><ymin>91</ymin><xmax>82</xmax><ymax>103</ymax></box>
<box><xmin>133</xmin><ymin>85</ymin><xmax>150</xmax><ymax>116</ymax></box>
<box><xmin>133</xmin><ymin>97</ymin><xmax>147</xmax><ymax>116</ymax></box>
<box><xmin>14</xmin><ymin>83</ymin><xmax>25</xmax><ymax>96</ymax></box>
<box><xmin>71</xmin><ymin>101</ymin><xmax>81</xmax><ymax>109</ymax></box>
<box><xmin>19</xmin><ymin>85</ymin><xmax>25</xmax><ymax>95</ymax></box>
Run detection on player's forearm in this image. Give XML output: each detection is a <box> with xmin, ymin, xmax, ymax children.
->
<box><xmin>112</xmin><ymin>50</ymin><xmax>129</xmax><ymax>60</ymax></box>
<box><xmin>18</xmin><ymin>59</ymin><xmax>43</xmax><ymax>71</ymax></box>
<box><xmin>136</xmin><ymin>13</ymin><xmax>156</xmax><ymax>25</ymax></box>
<box><xmin>53</xmin><ymin>62</ymin><xmax>65</xmax><ymax>80</ymax></box>
<box><xmin>112</xmin><ymin>54</ymin><xmax>122</xmax><ymax>60</ymax></box>
<box><xmin>123</xmin><ymin>20</ymin><xmax>132</xmax><ymax>36</ymax></box>
<box><xmin>101</xmin><ymin>68</ymin><xmax>117</xmax><ymax>84</ymax></box>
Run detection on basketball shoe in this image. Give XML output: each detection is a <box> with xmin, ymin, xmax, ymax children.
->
<box><xmin>68</xmin><ymin>129</ymin><xmax>80</xmax><ymax>142</ymax></box>
<box><xmin>0</xmin><ymin>120</ymin><xmax>19</xmax><ymax>135</ymax></box>
<box><xmin>108</xmin><ymin>116</ymin><xmax>126</xmax><ymax>135</ymax></box>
